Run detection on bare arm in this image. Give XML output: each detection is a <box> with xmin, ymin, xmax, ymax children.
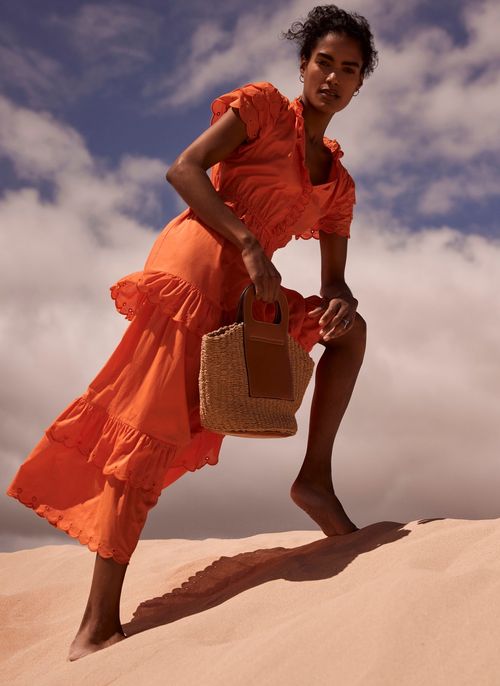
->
<box><xmin>166</xmin><ymin>108</ymin><xmax>282</xmax><ymax>303</ymax></box>
<box><xmin>308</xmin><ymin>231</ymin><xmax>358</xmax><ymax>340</ymax></box>
<box><xmin>319</xmin><ymin>232</ymin><xmax>353</xmax><ymax>299</ymax></box>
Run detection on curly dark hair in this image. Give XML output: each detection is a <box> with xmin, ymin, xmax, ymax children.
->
<box><xmin>281</xmin><ymin>4</ymin><xmax>378</xmax><ymax>79</ymax></box>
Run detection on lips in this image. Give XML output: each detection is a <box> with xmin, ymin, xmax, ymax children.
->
<box><xmin>320</xmin><ymin>89</ymin><xmax>339</xmax><ymax>98</ymax></box>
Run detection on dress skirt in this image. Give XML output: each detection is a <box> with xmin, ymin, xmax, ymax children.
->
<box><xmin>5</xmin><ymin>208</ymin><xmax>325</xmax><ymax>564</ymax></box>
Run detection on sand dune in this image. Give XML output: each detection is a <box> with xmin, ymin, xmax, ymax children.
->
<box><xmin>1</xmin><ymin>517</ymin><xmax>499</xmax><ymax>685</ymax></box>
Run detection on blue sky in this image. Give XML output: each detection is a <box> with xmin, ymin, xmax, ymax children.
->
<box><xmin>1</xmin><ymin>0</ymin><xmax>499</xmax><ymax>237</ymax></box>
<box><xmin>1</xmin><ymin>1</ymin><xmax>499</xmax><ymax>552</ymax></box>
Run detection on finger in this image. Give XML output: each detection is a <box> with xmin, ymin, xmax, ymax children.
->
<box><xmin>328</xmin><ymin>306</ymin><xmax>351</xmax><ymax>330</ymax></box>
<box><xmin>322</xmin><ymin>313</ymin><xmax>354</xmax><ymax>340</ymax></box>
<box><xmin>335</xmin><ymin>318</ymin><xmax>355</xmax><ymax>337</ymax></box>
<box><xmin>321</xmin><ymin>304</ymin><xmax>351</xmax><ymax>333</ymax></box>
<box><xmin>307</xmin><ymin>306</ymin><xmax>326</xmax><ymax>316</ymax></box>
<box><xmin>270</xmin><ymin>277</ymin><xmax>282</xmax><ymax>304</ymax></box>
<box><xmin>270</xmin><ymin>278</ymin><xmax>280</xmax><ymax>302</ymax></box>
<box><xmin>272</xmin><ymin>279</ymin><xmax>282</xmax><ymax>304</ymax></box>
<box><xmin>320</xmin><ymin>320</ymin><xmax>342</xmax><ymax>338</ymax></box>
<box><xmin>263</xmin><ymin>283</ymin><xmax>276</xmax><ymax>304</ymax></box>
<box><xmin>269</xmin><ymin>275</ymin><xmax>278</xmax><ymax>302</ymax></box>
<box><xmin>254</xmin><ymin>280</ymin><xmax>264</xmax><ymax>301</ymax></box>
<box><xmin>318</xmin><ymin>300</ymin><xmax>342</xmax><ymax>325</ymax></box>
<box><xmin>266</xmin><ymin>282</ymin><xmax>277</xmax><ymax>304</ymax></box>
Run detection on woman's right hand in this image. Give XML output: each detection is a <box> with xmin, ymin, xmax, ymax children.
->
<box><xmin>241</xmin><ymin>240</ymin><xmax>282</xmax><ymax>304</ymax></box>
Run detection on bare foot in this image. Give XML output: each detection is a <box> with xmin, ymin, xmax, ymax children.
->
<box><xmin>290</xmin><ymin>478</ymin><xmax>359</xmax><ymax>536</ymax></box>
<box><xmin>67</xmin><ymin>625</ymin><xmax>127</xmax><ymax>662</ymax></box>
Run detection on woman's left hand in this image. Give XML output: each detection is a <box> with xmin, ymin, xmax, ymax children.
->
<box><xmin>308</xmin><ymin>292</ymin><xmax>358</xmax><ymax>341</ymax></box>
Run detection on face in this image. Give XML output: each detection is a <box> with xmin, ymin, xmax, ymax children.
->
<box><xmin>300</xmin><ymin>32</ymin><xmax>364</xmax><ymax>114</ymax></box>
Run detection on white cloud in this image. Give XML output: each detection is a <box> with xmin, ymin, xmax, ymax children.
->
<box><xmin>0</xmin><ymin>3</ymin><xmax>160</xmax><ymax>109</ymax></box>
<box><xmin>460</xmin><ymin>0</ymin><xmax>500</xmax><ymax>64</ymax></box>
<box><xmin>0</xmin><ymin>95</ymin><xmax>168</xmax><ymax>463</ymax></box>
<box><xmin>147</xmin><ymin>4</ymin><xmax>295</xmax><ymax>108</ymax></box>
<box><xmin>418</xmin><ymin>165</ymin><xmax>500</xmax><ymax>215</ymax></box>
<box><xmin>0</xmin><ymin>95</ymin><xmax>92</xmax><ymax>180</ymax></box>
<box><xmin>47</xmin><ymin>2</ymin><xmax>159</xmax><ymax>66</ymax></box>
<box><xmin>189</xmin><ymin>21</ymin><xmax>231</xmax><ymax>60</ymax></box>
<box><xmin>4</xmin><ymin>0</ymin><xmax>499</xmax><ymax>221</ymax></box>
<box><xmin>116</xmin><ymin>208</ymin><xmax>500</xmax><ymax>536</ymax></box>
<box><xmin>159</xmin><ymin>0</ymin><xmax>500</xmax><ymax>219</ymax></box>
<box><xmin>0</xmin><ymin>26</ymin><xmax>68</xmax><ymax>108</ymax></box>
<box><xmin>1</xmin><ymin>92</ymin><xmax>499</xmax><ymax>550</ymax></box>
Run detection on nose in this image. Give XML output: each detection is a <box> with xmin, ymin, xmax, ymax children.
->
<box><xmin>326</xmin><ymin>70</ymin><xmax>339</xmax><ymax>86</ymax></box>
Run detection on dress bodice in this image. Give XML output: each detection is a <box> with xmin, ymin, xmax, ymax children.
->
<box><xmin>208</xmin><ymin>81</ymin><xmax>356</xmax><ymax>255</ymax></box>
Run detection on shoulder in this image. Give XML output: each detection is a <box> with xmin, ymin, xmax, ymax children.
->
<box><xmin>211</xmin><ymin>80</ymin><xmax>289</xmax><ymax>113</ymax></box>
<box><xmin>325</xmin><ymin>138</ymin><xmax>356</xmax><ymax>193</ymax></box>
<box><xmin>237</xmin><ymin>80</ymin><xmax>288</xmax><ymax>100</ymax></box>
<box><xmin>210</xmin><ymin>81</ymin><xmax>290</xmax><ymax>139</ymax></box>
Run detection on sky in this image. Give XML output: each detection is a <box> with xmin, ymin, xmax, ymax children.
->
<box><xmin>1</xmin><ymin>0</ymin><xmax>499</xmax><ymax>554</ymax></box>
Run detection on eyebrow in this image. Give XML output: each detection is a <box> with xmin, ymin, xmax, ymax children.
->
<box><xmin>316</xmin><ymin>51</ymin><xmax>361</xmax><ymax>69</ymax></box>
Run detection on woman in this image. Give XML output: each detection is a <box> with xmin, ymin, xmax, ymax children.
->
<box><xmin>5</xmin><ymin>4</ymin><xmax>377</xmax><ymax>661</ymax></box>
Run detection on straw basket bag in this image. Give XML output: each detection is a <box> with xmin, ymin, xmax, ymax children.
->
<box><xmin>199</xmin><ymin>283</ymin><xmax>315</xmax><ymax>437</ymax></box>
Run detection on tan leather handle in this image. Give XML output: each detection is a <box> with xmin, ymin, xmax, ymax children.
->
<box><xmin>236</xmin><ymin>283</ymin><xmax>294</xmax><ymax>400</ymax></box>
<box><xmin>236</xmin><ymin>284</ymin><xmax>289</xmax><ymax>345</ymax></box>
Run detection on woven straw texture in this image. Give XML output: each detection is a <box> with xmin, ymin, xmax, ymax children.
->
<box><xmin>199</xmin><ymin>322</ymin><xmax>315</xmax><ymax>437</ymax></box>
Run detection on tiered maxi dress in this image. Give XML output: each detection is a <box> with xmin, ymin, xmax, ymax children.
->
<box><xmin>5</xmin><ymin>81</ymin><xmax>356</xmax><ymax>565</ymax></box>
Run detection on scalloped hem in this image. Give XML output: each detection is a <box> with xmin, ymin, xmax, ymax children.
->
<box><xmin>6</xmin><ymin>486</ymin><xmax>133</xmax><ymax>564</ymax></box>
<box><xmin>109</xmin><ymin>270</ymin><xmax>223</xmax><ymax>338</ymax></box>
<box><xmin>6</xmin><ymin>394</ymin><xmax>226</xmax><ymax>564</ymax></box>
<box><xmin>293</xmin><ymin>226</ymin><xmax>351</xmax><ymax>240</ymax></box>
<box><xmin>46</xmin><ymin>393</ymin><xmax>224</xmax><ymax>494</ymax></box>
<box><xmin>210</xmin><ymin>81</ymin><xmax>286</xmax><ymax>143</ymax></box>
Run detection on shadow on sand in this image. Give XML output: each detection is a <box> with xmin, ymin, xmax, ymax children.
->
<box><xmin>123</xmin><ymin>518</ymin><xmax>443</xmax><ymax>636</ymax></box>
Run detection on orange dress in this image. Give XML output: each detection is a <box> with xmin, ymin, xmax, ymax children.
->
<box><xmin>5</xmin><ymin>81</ymin><xmax>356</xmax><ymax>564</ymax></box>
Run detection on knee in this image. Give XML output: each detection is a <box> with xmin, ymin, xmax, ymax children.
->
<box><xmin>318</xmin><ymin>310</ymin><xmax>367</xmax><ymax>349</ymax></box>
<box><xmin>353</xmin><ymin>311</ymin><xmax>367</xmax><ymax>341</ymax></box>
<box><xmin>347</xmin><ymin>311</ymin><xmax>367</xmax><ymax>351</ymax></box>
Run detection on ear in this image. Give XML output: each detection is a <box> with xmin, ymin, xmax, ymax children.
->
<box><xmin>299</xmin><ymin>57</ymin><xmax>308</xmax><ymax>77</ymax></box>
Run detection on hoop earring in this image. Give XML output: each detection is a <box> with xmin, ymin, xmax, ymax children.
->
<box><xmin>353</xmin><ymin>88</ymin><xmax>360</xmax><ymax>96</ymax></box>
<box><xmin>299</xmin><ymin>73</ymin><xmax>304</xmax><ymax>83</ymax></box>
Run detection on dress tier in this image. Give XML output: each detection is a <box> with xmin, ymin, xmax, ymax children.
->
<box><xmin>5</xmin><ymin>82</ymin><xmax>356</xmax><ymax>564</ymax></box>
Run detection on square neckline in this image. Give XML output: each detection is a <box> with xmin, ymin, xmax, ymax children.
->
<box><xmin>291</xmin><ymin>95</ymin><xmax>340</xmax><ymax>189</ymax></box>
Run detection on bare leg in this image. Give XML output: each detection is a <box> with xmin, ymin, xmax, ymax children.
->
<box><xmin>67</xmin><ymin>552</ymin><xmax>128</xmax><ymax>661</ymax></box>
<box><xmin>290</xmin><ymin>312</ymin><xmax>367</xmax><ymax>535</ymax></box>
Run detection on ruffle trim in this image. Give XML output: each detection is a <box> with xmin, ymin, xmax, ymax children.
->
<box><xmin>210</xmin><ymin>81</ymin><xmax>286</xmax><ymax>142</ymax></box>
<box><xmin>211</xmin><ymin>93</ymin><xmax>353</xmax><ymax>250</ymax></box>
<box><xmin>45</xmin><ymin>394</ymin><xmax>223</xmax><ymax>495</ymax></box>
<box><xmin>298</xmin><ymin>163</ymin><xmax>356</xmax><ymax>241</ymax></box>
<box><xmin>5</xmin><ymin>485</ymin><xmax>133</xmax><ymax>564</ymax></box>
<box><xmin>110</xmin><ymin>270</ymin><xmax>223</xmax><ymax>336</ymax></box>
<box><xmin>292</xmin><ymin>179</ymin><xmax>354</xmax><ymax>240</ymax></box>
<box><xmin>109</xmin><ymin>265</ymin><xmax>322</xmax><ymax>353</ymax></box>
<box><xmin>290</xmin><ymin>96</ymin><xmax>353</xmax><ymax>241</ymax></box>
<box><xmin>293</xmin><ymin>219</ymin><xmax>351</xmax><ymax>241</ymax></box>
<box><xmin>6</xmin><ymin>395</ymin><xmax>224</xmax><ymax>565</ymax></box>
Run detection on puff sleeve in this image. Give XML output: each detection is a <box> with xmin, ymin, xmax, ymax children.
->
<box><xmin>297</xmin><ymin>166</ymin><xmax>356</xmax><ymax>240</ymax></box>
<box><xmin>210</xmin><ymin>81</ymin><xmax>286</xmax><ymax>142</ymax></box>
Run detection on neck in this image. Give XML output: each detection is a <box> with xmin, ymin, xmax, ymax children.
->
<box><xmin>298</xmin><ymin>95</ymin><xmax>334</xmax><ymax>145</ymax></box>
